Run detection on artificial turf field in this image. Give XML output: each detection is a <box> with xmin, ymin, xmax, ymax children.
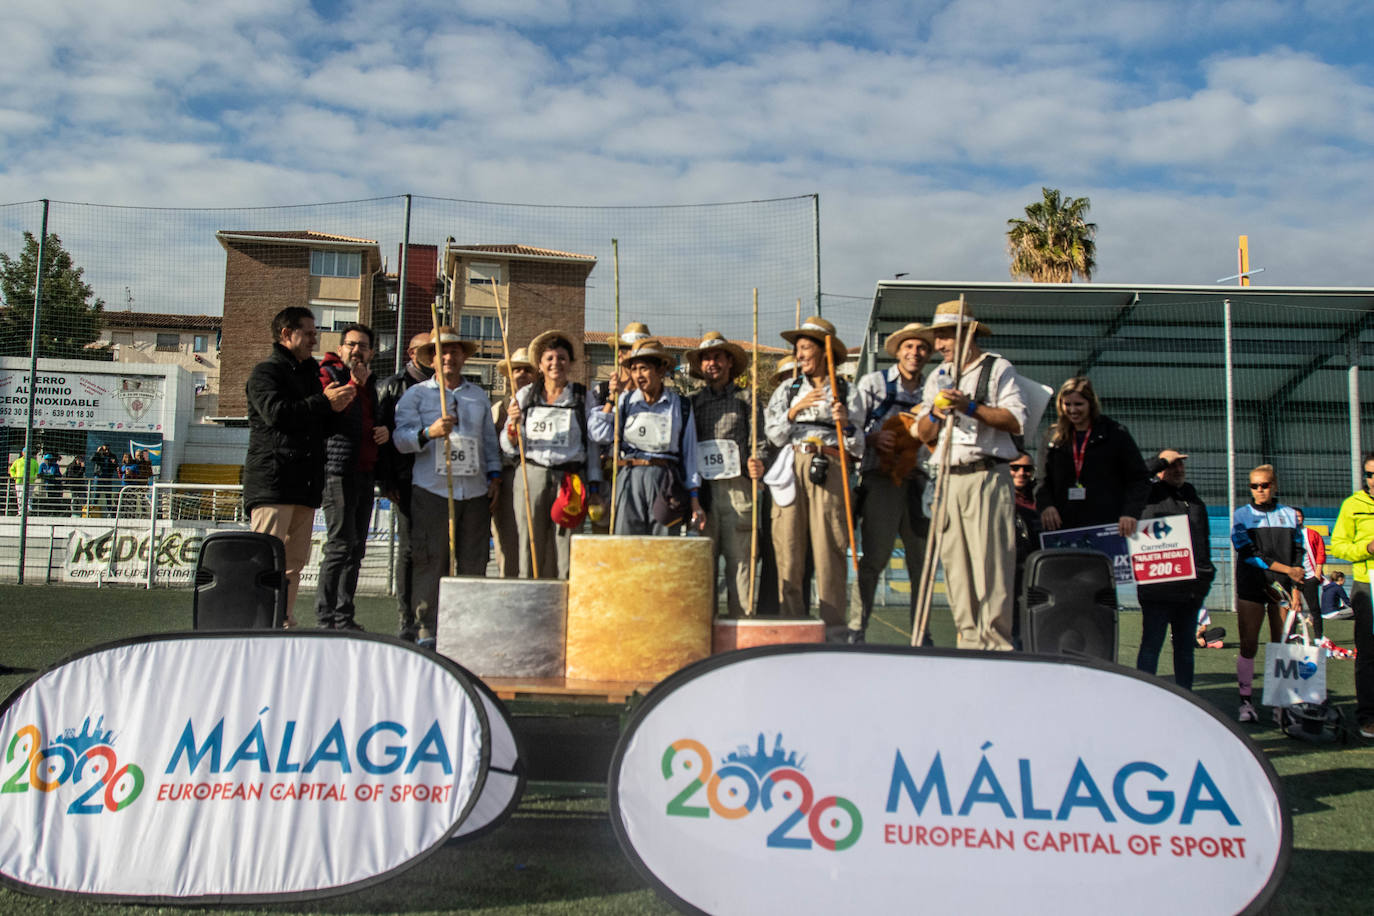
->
<box><xmin>2</xmin><ymin>585</ymin><xmax>1372</xmax><ymax>915</ymax></box>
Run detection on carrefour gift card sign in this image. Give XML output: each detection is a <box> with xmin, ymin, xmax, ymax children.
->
<box><xmin>0</xmin><ymin>632</ymin><xmax>490</xmax><ymax>903</ymax></box>
<box><xmin>1128</xmin><ymin>514</ymin><xmax>1196</xmax><ymax>585</ymax></box>
<box><xmin>611</xmin><ymin>646</ymin><xmax>1288</xmax><ymax>916</ymax></box>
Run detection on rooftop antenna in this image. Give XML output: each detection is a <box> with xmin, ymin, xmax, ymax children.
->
<box><xmin>124</xmin><ymin>287</ymin><xmax>134</xmax><ymax>310</ymax></box>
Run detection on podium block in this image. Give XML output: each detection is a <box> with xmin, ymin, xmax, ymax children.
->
<box><xmin>437</xmin><ymin>577</ymin><xmax>567</xmax><ymax>678</ymax></box>
<box><xmin>565</xmin><ymin>535</ymin><xmax>713</xmax><ymax>682</ymax></box>
<box><xmin>712</xmin><ymin>617</ymin><xmax>825</xmax><ymax>654</ymax></box>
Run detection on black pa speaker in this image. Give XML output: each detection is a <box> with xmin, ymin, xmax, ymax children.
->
<box><xmin>193</xmin><ymin>531</ymin><xmax>287</xmax><ymax>630</ymax></box>
<box><xmin>1022</xmin><ymin>549</ymin><xmax>1118</xmax><ymax>662</ymax></box>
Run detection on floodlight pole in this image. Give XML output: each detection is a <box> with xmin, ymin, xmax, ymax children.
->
<box><xmin>1224</xmin><ymin>297</ymin><xmax>1236</xmax><ymax>614</ymax></box>
<box><xmin>1350</xmin><ymin>337</ymin><xmax>1362</xmax><ymax>494</ymax></box>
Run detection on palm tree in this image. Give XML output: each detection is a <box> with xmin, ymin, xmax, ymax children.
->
<box><xmin>1006</xmin><ymin>187</ymin><xmax>1096</xmax><ymax>282</ymax></box>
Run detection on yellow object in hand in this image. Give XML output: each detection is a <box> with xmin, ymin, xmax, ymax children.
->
<box><xmin>933</xmin><ymin>392</ymin><xmax>953</xmax><ymax>410</ymax></box>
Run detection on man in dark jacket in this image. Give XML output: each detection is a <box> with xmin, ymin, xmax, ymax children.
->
<box><xmin>244</xmin><ymin>306</ymin><xmax>356</xmax><ymax>626</ymax></box>
<box><xmin>1134</xmin><ymin>448</ymin><xmax>1214</xmax><ymax>690</ymax></box>
<box><xmin>375</xmin><ymin>331</ymin><xmax>434</xmax><ymax>640</ymax></box>
<box><xmin>314</xmin><ymin>323</ymin><xmax>386</xmax><ymax>630</ymax></box>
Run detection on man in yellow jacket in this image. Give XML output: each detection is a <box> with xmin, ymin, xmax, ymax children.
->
<box><xmin>1329</xmin><ymin>452</ymin><xmax>1374</xmax><ymax>738</ymax></box>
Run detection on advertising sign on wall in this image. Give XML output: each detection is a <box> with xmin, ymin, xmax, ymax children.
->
<box><xmin>0</xmin><ymin>633</ymin><xmax>490</xmax><ymax>903</ymax></box>
<box><xmin>0</xmin><ymin>370</ymin><xmax>165</xmax><ymax>431</ymax></box>
<box><xmin>611</xmin><ymin>647</ymin><xmax>1289</xmax><ymax>916</ymax></box>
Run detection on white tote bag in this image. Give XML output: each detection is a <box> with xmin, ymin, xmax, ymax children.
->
<box><xmin>1261</xmin><ymin>610</ymin><xmax>1326</xmax><ymax>707</ymax></box>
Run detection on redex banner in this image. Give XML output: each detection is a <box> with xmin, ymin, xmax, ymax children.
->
<box><xmin>0</xmin><ymin>632</ymin><xmax>489</xmax><ymax>903</ymax></box>
<box><xmin>610</xmin><ymin>646</ymin><xmax>1289</xmax><ymax>916</ymax></box>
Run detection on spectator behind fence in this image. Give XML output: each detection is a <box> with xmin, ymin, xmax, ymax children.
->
<box><xmin>37</xmin><ymin>453</ymin><xmax>62</xmax><ymax>514</ymax></box>
<box><xmin>1036</xmin><ymin>376</ymin><xmax>1149</xmax><ymax>539</ymax></box>
<box><xmin>243</xmin><ymin>305</ymin><xmax>357</xmax><ymax>628</ymax></box>
<box><xmin>64</xmin><ymin>454</ymin><xmax>86</xmax><ymax>512</ymax></box>
<box><xmin>90</xmin><ymin>444</ymin><xmax>117</xmax><ymax>513</ymax></box>
<box><xmin>1230</xmin><ymin>463</ymin><xmax>1304</xmax><ymax>725</ymax></box>
<box><xmin>1328</xmin><ymin>454</ymin><xmax>1374</xmax><ymax>738</ymax></box>
<box><xmin>1135</xmin><ymin>449</ymin><xmax>1214</xmax><ymax>691</ymax></box>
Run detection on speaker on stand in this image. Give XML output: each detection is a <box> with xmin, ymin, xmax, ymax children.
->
<box><xmin>1021</xmin><ymin>548</ymin><xmax>1118</xmax><ymax>662</ymax></box>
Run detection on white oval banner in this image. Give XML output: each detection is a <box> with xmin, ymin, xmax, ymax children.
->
<box><xmin>611</xmin><ymin>646</ymin><xmax>1289</xmax><ymax>916</ymax></box>
<box><xmin>0</xmin><ymin>632</ymin><xmax>489</xmax><ymax>903</ymax></box>
<box><xmin>452</xmin><ymin>677</ymin><xmax>525</xmax><ymax>843</ymax></box>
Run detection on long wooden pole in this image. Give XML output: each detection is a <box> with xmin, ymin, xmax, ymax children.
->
<box><xmin>748</xmin><ymin>288</ymin><xmax>759</xmax><ymax>616</ymax></box>
<box><xmin>912</xmin><ymin>294</ymin><xmax>970</xmax><ymax>646</ymax></box>
<box><xmin>429</xmin><ymin>301</ymin><xmax>457</xmax><ymax>577</ymax></box>
<box><xmin>609</xmin><ymin>239</ymin><xmax>622</xmax><ymax>534</ymax></box>
<box><xmin>491</xmin><ymin>281</ymin><xmax>539</xmax><ymax>579</ymax></box>
<box><xmin>825</xmin><ymin>335</ymin><xmax>859</xmax><ymax>577</ymax></box>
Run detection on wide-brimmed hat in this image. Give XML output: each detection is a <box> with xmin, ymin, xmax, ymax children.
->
<box><xmin>770</xmin><ymin>355</ymin><xmax>799</xmax><ymax>385</ymax></box>
<box><xmin>684</xmin><ymin>331</ymin><xmax>747</xmax><ymax>380</ymax></box>
<box><xmin>781</xmin><ymin>316</ymin><xmax>847</xmax><ymax>358</ymax></box>
<box><xmin>927</xmin><ymin>299</ymin><xmax>990</xmax><ymax>337</ymax></box>
<box><xmin>883</xmin><ymin>322</ymin><xmax>932</xmax><ymax>357</ymax></box>
<box><xmin>528</xmin><ymin>330</ymin><xmax>578</xmax><ymax>366</ymax></box>
<box><xmin>495</xmin><ymin>346</ymin><xmax>534</xmax><ymax>379</ymax></box>
<box><xmin>619</xmin><ymin>322</ymin><xmax>652</xmax><ymax>347</ymax></box>
<box><xmin>416</xmin><ymin>325</ymin><xmax>478</xmax><ymax>368</ymax></box>
<box><xmin>622</xmin><ymin>337</ymin><xmax>675</xmax><ymax>370</ymax></box>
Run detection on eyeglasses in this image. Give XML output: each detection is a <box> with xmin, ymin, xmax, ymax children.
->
<box><xmin>1249</xmin><ymin>482</ymin><xmax>1273</xmax><ymax>490</ymax></box>
<box><xmin>1009</xmin><ymin>465</ymin><xmax>1034</xmax><ymax>473</ymax></box>
<box><xmin>1364</xmin><ymin>470</ymin><xmax>1374</xmax><ymax>478</ymax></box>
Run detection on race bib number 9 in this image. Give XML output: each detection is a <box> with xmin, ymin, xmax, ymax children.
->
<box><xmin>526</xmin><ymin>406</ymin><xmax>572</xmax><ymax>448</ymax></box>
<box><xmin>697</xmin><ymin>439</ymin><xmax>741</xmax><ymax>480</ymax></box>
<box><xmin>624</xmin><ymin>412</ymin><xmax>672</xmax><ymax>453</ymax></box>
<box><xmin>435</xmin><ymin>433</ymin><xmax>480</xmax><ymax>476</ymax></box>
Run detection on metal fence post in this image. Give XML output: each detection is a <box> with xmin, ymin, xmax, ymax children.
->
<box><xmin>1223</xmin><ymin>298</ymin><xmax>1236</xmax><ymax>614</ymax></box>
<box><xmin>17</xmin><ymin>199</ymin><xmax>50</xmax><ymax>585</ymax></box>
<box><xmin>1350</xmin><ymin>336</ymin><xmax>1362</xmax><ymax>494</ymax></box>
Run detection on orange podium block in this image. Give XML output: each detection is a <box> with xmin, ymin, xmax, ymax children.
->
<box><xmin>565</xmin><ymin>535</ymin><xmax>713</xmax><ymax>682</ymax></box>
<box><xmin>712</xmin><ymin>617</ymin><xmax>826</xmax><ymax>654</ymax></box>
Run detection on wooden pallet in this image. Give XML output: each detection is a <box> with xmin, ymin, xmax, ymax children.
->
<box><xmin>481</xmin><ymin>676</ymin><xmax>658</xmax><ymax>704</ymax></box>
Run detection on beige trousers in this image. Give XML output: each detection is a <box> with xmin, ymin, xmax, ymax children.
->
<box><xmin>704</xmin><ymin>475</ymin><xmax>756</xmax><ymax>615</ymax></box>
<box><xmin>772</xmin><ymin>450</ymin><xmax>850</xmax><ymax>628</ymax></box>
<box><xmin>937</xmin><ymin>465</ymin><xmax>1016</xmax><ymax>651</ymax></box>
<box><xmin>249</xmin><ymin>503</ymin><xmax>317</xmax><ymax>626</ymax></box>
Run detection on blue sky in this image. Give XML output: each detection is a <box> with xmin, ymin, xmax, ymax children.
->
<box><xmin>3</xmin><ymin>0</ymin><xmax>1373</xmax><ymax>342</ymax></box>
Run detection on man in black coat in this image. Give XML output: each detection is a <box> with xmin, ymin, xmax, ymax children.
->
<box><xmin>244</xmin><ymin>307</ymin><xmax>356</xmax><ymax>626</ymax></box>
<box><xmin>314</xmin><ymin>323</ymin><xmax>387</xmax><ymax>631</ymax></box>
<box><xmin>375</xmin><ymin>331</ymin><xmax>434</xmax><ymax>640</ymax></box>
<box><xmin>1134</xmin><ymin>448</ymin><xmax>1215</xmax><ymax>690</ymax></box>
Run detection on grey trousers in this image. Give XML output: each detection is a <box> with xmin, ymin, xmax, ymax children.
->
<box><xmin>514</xmin><ymin>463</ymin><xmax>574</xmax><ymax>579</ymax></box>
<box><xmin>854</xmin><ymin>471</ymin><xmax>928</xmax><ymax>640</ymax></box>
<box><xmin>704</xmin><ymin>475</ymin><xmax>755</xmax><ymax>615</ymax></box>
<box><xmin>410</xmin><ymin>487</ymin><xmax>490</xmax><ymax>639</ymax></box>
<box><xmin>612</xmin><ymin>464</ymin><xmax>678</xmax><ymax>536</ymax></box>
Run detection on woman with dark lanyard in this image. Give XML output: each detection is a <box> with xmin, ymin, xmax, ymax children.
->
<box><xmin>1230</xmin><ymin>464</ymin><xmax>1304</xmax><ymax>724</ymax></box>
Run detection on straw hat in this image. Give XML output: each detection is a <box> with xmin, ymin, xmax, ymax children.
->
<box><xmin>883</xmin><ymin>322</ymin><xmax>932</xmax><ymax>357</ymax></box>
<box><xmin>683</xmin><ymin>331</ymin><xmax>747</xmax><ymax>380</ymax></box>
<box><xmin>622</xmin><ymin>337</ymin><xmax>675</xmax><ymax>370</ymax></box>
<box><xmin>781</xmin><ymin>315</ymin><xmax>847</xmax><ymax>358</ymax></box>
<box><xmin>495</xmin><ymin>346</ymin><xmax>534</xmax><ymax>378</ymax></box>
<box><xmin>927</xmin><ymin>299</ymin><xmax>990</xmax><ymax>337</ymax></box>
<box><xmin>528</xmin><ymin>330</ymin><xmax>578</xmax><ymax>365</ymax></box>
<box><xmin>416</xmin><ymin>326</ymin><xmax>477</xmax><ymax>368</ymax></box>
<box><xmin>619</xmin><ymin>322</ymin><xmax>652</xmax><ymax>347</ymax></box>
<box><xmin>770</xmin><ymin>355</ymin><xmax>799</xmax><ymax>385</ymax></box>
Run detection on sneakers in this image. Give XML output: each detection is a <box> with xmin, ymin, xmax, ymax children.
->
<box><xmin>846</xmin><ymin>628</ymin><xmax>866</xmax><ymax>645</ymax></box>
<box><xmin>1238</xmin><ymin>699</ymin><xmax>1259</xmax><ymax>723</ymax></box>
<box><xmin>1360</xmin><ymin>723</ymin><xmax>1374</xmax><ymax>739</ymax></box>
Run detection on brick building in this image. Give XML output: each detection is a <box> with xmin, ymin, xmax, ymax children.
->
<box><xmin>439</xmin><ymin>243</ymin><xmax>597</xmax><ymax>394</ymax></box>
<box><xmin>216</xmin><ymin>230</ymin><xmax>385</xmax><ymax>417</ymax></box>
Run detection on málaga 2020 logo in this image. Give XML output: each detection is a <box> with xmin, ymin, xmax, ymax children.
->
<box><xmin>661</xmin><ymin>733</ymin><xmax>861</xmax><ymax>851</ymax></box>
<box><xmin>2</xmin><ymin>716</ymin><xmax>144</xmax><ymax>814</ymax></box>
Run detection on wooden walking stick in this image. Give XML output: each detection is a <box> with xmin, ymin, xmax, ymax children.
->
<box><xmin>490</xmin><ymin>281</ymin><xmax>539</xmax><ymax>579</ymax></box>
<box><xmin>911</xmin><ymin>295</ymin><xmax>971</xmax><ymax>646</ymax></box>
<box><xmin>748</xmin><ymin>288</ymin><xmax>759</xmax><ymax>616</ymax></box>
<box><xmin>429</xmin><ymin>302</ymin><xmax>457</xmax><ymax>577</ymax></box>
<box><xmin>609</xmin><ymin>238</ymin><xmax>623</xmax><ymax>534</ymax></box>
<box><xmin>825</xmin><ymin>335</ymin><xmax>860</xmax><ymax>577</ymax></box>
